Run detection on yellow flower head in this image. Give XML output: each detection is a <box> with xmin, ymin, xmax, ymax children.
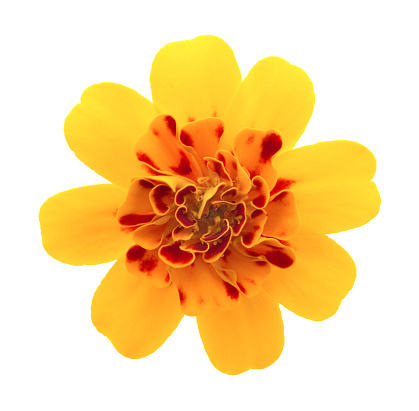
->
<box><xmin>39</xmin><ymin>35</ymin><xmax>380</xmax><ymax>375</ymax></box>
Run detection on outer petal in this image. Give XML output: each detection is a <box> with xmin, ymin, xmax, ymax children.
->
<box><xmin>64</xmin><ymin>83</ymin><xmax>157</xmax><ymax>188</ymax></box>
<box><xmin>272</xmin><ymin>140</ymin><xmax>381</xmax><ymax>234</ymax></box>
<box><xmin>150</xmin><ymin>35</ymin><xmax>242</xmax><ymax>127</ymax></box>
<box><xmin>222</xmin><ymin>57</ymin><xmax>314</xmax><ymax>151</ymax></box>
<box><xmin>263</xmin><ymin>235</ymin><xmax>356</xmax><ymax>321</ymax></box>
<box><xmin>39</xmin><ymin>184</ymin><xmax>133</xmax><ymax>265</ymax></box>
<box><xmin>197</xmin><ymin>290</ymin><xmax>284</xmax><ymax>375</ymax></box>
<box><xmin>91</xmin><ymin>258</ymin><xmax>183</xmax><ymax>359</ymax></box>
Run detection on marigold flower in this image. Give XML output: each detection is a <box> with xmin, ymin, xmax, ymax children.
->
<box><xmin>39</xmin><ymin>35</ymin><xmax>380</xmax><ymax>375</ymax></box>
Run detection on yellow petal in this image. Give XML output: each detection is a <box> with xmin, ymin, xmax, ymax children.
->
<box><xmin>222</xmin><ymin>57</ymin><xmax>314</xmax><ymax>151</ymax></box>
<box><xmin>263</xmin><ymin>235</ymin><xmax>356</xmax><ymax>321</ymax></box>
<box><xmin>91</xmin><ymin>258</ymin><xmax>183</xmax><ymax>358</ymax></box>
<box><xmin>272</xmin><ymin>140</ymin><xmax>381</xmax><ymax>234</ymax></box>
<box><xmin>39</xmin><ymin>184</ymin><xmax>133</xmax><ymax>265</ymax></box>
<box><xmin>150</xmin><ymin>35</ymin><xmax>242</xmax><ymax>127</ymax></box>
<box><xmin>197</xmin><ymin>290</ymin><xmax>284</xmax><ymax>375</ymax></box>
<box><xmin>64</xmin><ymin>83</ymin><xmax>157</xmax><ymax>188</ymax></box>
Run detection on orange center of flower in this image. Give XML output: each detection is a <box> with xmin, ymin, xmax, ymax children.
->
<box><xmin>116</xmin><ymin>114</ymin><xmax>299</xmax><ymax>315</ymax></box>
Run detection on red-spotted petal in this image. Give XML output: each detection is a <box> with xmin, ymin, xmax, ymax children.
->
<box><xmin>159</xmin><ymin>242</ymin><xmax>196</xmax><ymax>267</ymax></box>
<box><xmin>170</xmin><ymin>256</ymin><xmax>240</xmax><ymax>316</ymax></box>
<box><xmin>133</xmin><ymin>215</ymin><xmax>174</xmax><ymax>250</ymax></box>
<box><xmin>240</xmin><ymin>237</ymin><xmax>295</xmax><ymax>269</ymax></box>
<box><xmin>213</xmin><ymin>247</ymin><xmax>271</xmax><ymax>297</ymax></box>
<box><xmin>180</xmin><ymin>118</ymin><xmax>225</xmax><ymax>159</ymax></box>
<box><xmin>233</xmin><ymin>129</ymin><xmax>282</xmax><ymax>190</ymax></box>
<box><xmin>116</xmin><ymin>179</ymin><xmax>156</xmax><ymax>226</ymax></box>
<box><xmin>135</xmin><ymin>114</ymin><xmax>201</xmax><ymax>179</ymax></box>
<box><xmin>263</xmin><ymin>190</ymin><xmax>300</xmax><ymax>239</ymax></box>
<box><xmin>126</xmin><ymin>245</ymin><xmax>171</xmax><ymax>288</ymax></box>
<box><xmin>240</xmin><ymin>209</ymin><xmax>267</xmax><ymax>248</ymax></box>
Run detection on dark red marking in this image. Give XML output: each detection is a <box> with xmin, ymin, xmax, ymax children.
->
<box><xmin>224</xmin><ymin>281</ymin><xmax>239</xmax><ymax>300</ymax></box>
<box><xmin>139</xmin><ymin>179</ymin><xmax>154</xmax><ymax>189</ymax></box>
<box><xmin>203</xmin><ymin>228</ymin><xmax>232</xmax><ymax>262</ymax></box>
<box><xmin>165</xmin><ymin>273</ymin><xmax>170</xmax><ymax>283</ymax></box>
<box><xmin>255</xmin><ymin>260</ymin><xmax>268</xmax><ymax>266</ymax></box>
<box><xmin>170</xmin><ymin>151</ymin><xmax>193</xmax><ymax>176</ymax></box>
<box><xmin>265</xmin><ymin>248</ymin><xmax>294</xmax><ymax>268</ymax></box>
<box><xmin>187</xmin><ymin>117</ymin><xmax>195</xmax><ymax>122</ymax></box>
<box><xmin>160</xmin><ymin>242</ymin><xmax>195</xmax><ymax>265</ymax></box>
<box><xmin>175</xmin><ymin>206</ymin><xmax>196</xmax><ymax>227</ymax></box>
<box><xmin>237</xmin><ymin>282</ymin><xmax>246</xmax><ymax>294</ymax></box>
<box><xmin>215</xmin><ymin>124</ymin><xmax>224</xmax><ymax>139</ymax></box>
<box><xmin>232</xmin><ymin>161</ymin><xmax>237</xmax><ymax>170</ymax></box>
<box><xmin>175</xmin><ymin>185</ymin><xmax>196</xmax><ymax>205</ymax></box>
<box><xmin>180</xmin><ymin>130</ymin><xmax>193</xmax><ymax>147</ymax></box>
<box><xmin>136</xmin><ymin>152</ymin><xmax>160</xmax><ymax>169</ymax></box>
<box><xmin>165</xmin><ymin>115</ymin><xmax>177</xmax><ymax>136</ymax></box>
<box><xmin>260</xmin><ymin>133</ymin><xmax>282</xmax><ymax>163</ymax></box>
<box><xmin>280</xmin><ymin>239</ymin><xmax>291</xmax><ymax>247</ymax></box>
<box><xmin>140</xmin><ymin>256</ymin><xmax>158</xmax><ymax>273</ymax></box>
<box><xmin>217</xmin><ymin>153</ymin><xmax>225</xmax><ymax>163</ymax></box>
<box><xmin>126</xmin><ymin>245</ymin><xmax>146</xmax><ymax>262</ymax></box>
<box><xmin>252</xmin><ymin>195</ymin><xmax>267</xmax><ymax>208</ymax></box>
<box><xmin>270</xmin><ymin>178</ymin><xmax>295</xmax><ymax>196</ymax></box>
<box><xmin>222</xmin><ymin>248</ymin><xmax>232</xmax><ymax>260</ymax></box>
<box><xmin>178</xmin><ymin>288</ymin><xmax>186</xmax><ymax>304</ymax></box>
<box><xmin>184</xmin><ymin>242</ymin><xmax>209</xmax><ymax>252</ymax></box>
<box><xmin>152</xmin><ymin>185</ymin><xmax>173</xmax><ymax>213</ymax></box>
<box><xmin>202</xmin><ymin>221</ymin><xmax>229</xmax><ymax>242</ymax></box>
<box><xmin>251</xmin><ymin>209</ymin><xmax>264</xmax><ymax>219</ymax></box>
<box><xmin>242</xmin><ymin>231</ymin><xmax>255</xmax><ymax>246</ymax></box>
<box><xmin>152</xmin><ymin>128</ymin><xmax>159</xmax><ymax>136</ymax></box>
<box><xmin>120</xmin><ymin>226</ymin><xmax>137</xmax><ymax>233</ymax></box>
<box><xmin>119</xmin><ymin>213</ymin><xmax>154</xmax><ymax>226</ymax></box>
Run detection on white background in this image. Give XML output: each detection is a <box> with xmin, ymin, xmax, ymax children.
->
<box><xmin>1</xmin><ymin>1</ymin><xmax>418</xmax><ymax>410</ymax></box>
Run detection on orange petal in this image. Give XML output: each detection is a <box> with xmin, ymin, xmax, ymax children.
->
<box><xmin>170</xmin><ymin>256</ymin><xmax>240</xmax><ymax>316</ymax></box>
<box><xmin>240</xmin><ymin>209</ymin><xmax>267</xmax><ymax>248</ymax></box>
<box><xmin>64</xmin><ymin>83</ymin><xmax>157</xmax><ymax>187</ymax></box>
<box><xmin>216</xmin><ymin>150</ymin><xmax>252</xmax><ymax>194</ymax></box>
<box><xmin>133</xmin><ymin>215</ymin><xmax>174</xmax><ymax>250</ymax></box>
<box><xmin>159</xmin><ymin>242</ymin><xmax>195</xmax><ymax>268</ymax></box>
<box><xmin>39</xmin><ymin>184</ymin><xmax>133</xmax><ymax>265</ymax></box>
<box><xmin>213</xmin><ymin>247</ymin><xmax>271</xmax><ymax>297</ymax></box>
<box><xmin>180</xmin><ymin>117</ymin><xmax>225</xmax><ymax>159</ymax></box>
<box><xmin>197</xmin><ymin>290</ymin><xmax>284</xmax><ymax>375</ymax></box>
<box><xmin>135</xmin><ymin>114</ymin><xmax>201</xmax><ymax>180</ymax></box>
<box><xmin>125</xmin><ymin>245</ymin><xmax>171</xmax><ymax>288</ymax></box>
<box><xmin>263</xmin><ymin>190</ymin><xmax>300</xmax><ymax>239</ymax></box>
<box><xmin>116</xmin><ymin>179</ymin><xmax>155</xmax><ymax>226</ymax></box>
<box><xmin>247</xmin><ymin>176</ymin><xmax>270</xmax><ymax>209</ymax></box>
<box><xmin>91</xmin><ymin>258</ymin><xmax>183</xmax><ymax>358</ymax></box>
<box><xmin>240</xmin><ymin>237</ymin><xmax>295</xmax><ymax>269</ymax></box>
<box><xmin>262</xmin><ymin>235</ymin><xmax>356</xmax><ymax>320</ymax></box>
<box><xmin>233</xmin><ymin>128</ymin><xmax>282</xmax><ymax>190</ymax></box>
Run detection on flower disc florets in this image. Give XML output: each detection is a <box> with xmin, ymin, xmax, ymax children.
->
<box><xmin>116</xmin><ymin>114</ymin><xmax>299</xmax><ymax>316</ymax></box>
